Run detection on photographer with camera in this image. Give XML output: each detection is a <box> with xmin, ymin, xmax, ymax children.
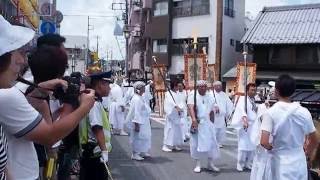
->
<box><xmin>0</xmin><ymin>16</ymin><xmax>95</xmax><ymax>180</ymax></box>
<box><xmin>79</xmin><ymin>71</ymin><xmax>112</xmax><ymax>180</ymax></box>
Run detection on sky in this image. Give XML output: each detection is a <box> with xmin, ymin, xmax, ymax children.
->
<box><xmin>57</xmin><ymin>0</ymin><xmax>320</xmax><ymax>60</ymax></box>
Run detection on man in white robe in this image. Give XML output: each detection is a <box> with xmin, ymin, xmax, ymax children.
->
<box><xmin>127</xmin><ymin>81</ymin><xmax>152</xmax><ymax>161</ymax></box>
<box><xmin>162</xmin><ymin>81</ymin><xmax>184</xmax><ymax>152</ymax></box>
<box><xmin>208</xmin><ymin>81</ymin><xmax>233</xmax><ymax>148</ymax></box>
<box><xmin>109</xmin><ymin>83</ymin><xmax>128</xmax><ymax>136</ymax></box>
<box><xmin>260</xmin><ymin>75</ymin><xmax>318</xmax><ymax>180</ymax></box>
<box><xmin>176</xmin><ymin>82</ymin><xmax>190</xmax><ymax>141</ymax></box>
<box><xmin>231</xmin><ymin>83</ymin><xmax>257</xmax><ymax>172</ymax></box>
<box><xmin>250</xmin><ymin>101</ymin><xmax>272</xmax><ymax>180</ymax></box>
<box><xmin>188</xmin><ymin>80</ymin><xmax>220</xmax><ymax>173</ymax></box>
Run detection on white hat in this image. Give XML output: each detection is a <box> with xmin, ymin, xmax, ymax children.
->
<box><xmin>0</xmin><ymin>15</ymin><xmax>35</xmax><ymax>56</ymax></box>
<box><xmin>196</xmin><ymin>80</ymin><xmax>207</xmax><ymax>86</ymax></box>
<box><xmin>213</xmin><ymin>81</ymin><xmax>222</xmax><ymax>86</ymax></box>
<box><xmin>133</xmin><ymin>81</ymin><xmax>146</xmax><ymax>90</ymax></box>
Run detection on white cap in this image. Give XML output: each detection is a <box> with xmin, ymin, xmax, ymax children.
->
<box><xmin>133</xmin><ymin>81</ymin><xmax>146</xmax><ymax>90</ymax></box>
<box><xmin>0</xmin><ymin>15</ymin><xmax>35</xmax><ymax>56</ymax></box>
<box><xmin>196</xmin><ymin>80</ymin><xmax>207</xmax><ymax>87</ymax></box>
<box><xmin>213</xmin><ymin>81</ymin><xmax>222</xmax><ymax>86</ymax></box>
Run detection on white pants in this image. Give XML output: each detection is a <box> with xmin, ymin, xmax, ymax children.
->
<box><xmin>238</xmin><ymin>150</ymin><xmax>254</xmax><ymax>168</ymax></box>
<box><xmin>215</xmin><ymin>126</ymin><xmax>226</xmax><ymax>145</ymax></box>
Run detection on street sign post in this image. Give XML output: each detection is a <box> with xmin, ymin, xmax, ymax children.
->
<box><xmin>40</xmin><ymin>21</ymin><xmax>56</xmax><ymax>34</ymax></box>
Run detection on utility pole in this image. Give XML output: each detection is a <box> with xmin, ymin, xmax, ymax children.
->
<box><xmin>125</xmin><ymin>0</ymin><xmax>129</xmax><ymax>76</ymax></box>
<box><xmin>86</xmin><ymin>16</ymin><xmax>90</xmax><ymax>68</ymax></box>
<box><xmin>112</xmin><ymin>0</ymin><xmax>129</xmax><ymax>76</ymax></box>
<box><xmin>96</xmin><ymin>35</ymin><xmax>99</xmax><ymax>55</ymax></box>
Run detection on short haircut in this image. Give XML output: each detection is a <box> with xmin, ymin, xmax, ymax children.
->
<box><xmin>29</xmin><ymin>46</ymin><xmax>68</xmax><ymax>83</ymax></box>
<box><xmin>246</xmin><ymin>83</ymin><xmax>256</xmax><ymax>92</ymax></box>
<box><xmin>37</xmin><ymin>34</ymin><xmax>66</xmax><ymax>48</ymax></box>
<box><xmin>0</xmin><ymin>52</ymin><xmax>11</xmax><ymax>74</ymax></box>
<box><xmin>170</xmin><ymin>80</ymin><xmax>179</xmax><ymax>90</ymax></box>
<box><xmin>275</xmin><ymin>74</ymin><xmax>296</xmax><ymax>97</ymax></box>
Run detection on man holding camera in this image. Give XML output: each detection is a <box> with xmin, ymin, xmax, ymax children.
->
<box><xmin>0</xmin><ymin>17</ymin><xmax>95</xmax><ymax>180</ymax></box>
<box><xmin>79</xmin><ymin>71</ymin><xmax>112</xmax><ymax>180</ymax></box>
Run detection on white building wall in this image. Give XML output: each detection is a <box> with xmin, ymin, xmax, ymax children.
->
<box><xmin>221</xmin><ymin>0</ymin><xmax>246</xmax><ymax>75</ymax></box>
<box><xmin>66</xmin><ymin>59</ymin><xmax>86</xmax><ymax>74</ymax></box>
<box><xmin>170</xmin><ymin>0</ymin><xmax>217</xmax><ymax>74</ymax></box>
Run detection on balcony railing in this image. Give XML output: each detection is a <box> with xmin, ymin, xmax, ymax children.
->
<box><xmin>173</xmin><ymin>4</ymin><xmax>210</xmax><ymax>18</ymax></box>
<box><xmin>224</xmin><ymin>7</ymin><xmax>235</xmax><ymax>18</ymax></box>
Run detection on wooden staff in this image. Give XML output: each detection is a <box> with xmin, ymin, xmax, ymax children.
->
<box><xmin>152</xmin><ymin>56</ymin><xmax>177</xmax><ymax>104</ymax></box>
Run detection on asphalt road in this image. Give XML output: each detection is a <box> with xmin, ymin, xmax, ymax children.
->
<box><xmin>109</xmin><ymin>114</ymin><xmax>250</xmax><ymax>180</ymax></box>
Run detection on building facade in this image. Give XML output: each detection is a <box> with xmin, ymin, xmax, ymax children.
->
<box><xmin>126</xmin><ymin>0</ymin><xmax>245</xmax><ymax>81</ymax></box>
<box><xmin>242</xmin><ymin>3</ymin><xmax>320</xmax><ymax>88</ymax></box>
<box><xmin>64</xmin><ymin>35</ymin><xmax>88</xmax><ymax>74</ymax></box>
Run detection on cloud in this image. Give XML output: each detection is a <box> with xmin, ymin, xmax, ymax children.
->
<box><xmin>246</xmin><ymin>0</ymin><xmax>320</xmax><ymax>18</ymax></box>
<box><xmin>57</xmin><ymin>0</ymin><xmax>125</xmax><ymax>60</ymax></box>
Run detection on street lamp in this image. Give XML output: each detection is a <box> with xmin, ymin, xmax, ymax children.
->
<box><xmin>123</xmin><ymin>25</ymin><xmax>131</xmax><ymax>76</ymax></box>
<box><xmin>123</xmin><ymin>25</ymin><xmax>131</xmax><ymax>39</ymax></box>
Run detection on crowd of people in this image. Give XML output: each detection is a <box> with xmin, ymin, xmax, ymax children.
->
<box><xmin>0</xmin><ymin>15</ymin><xmax>319</xmax><ymax>180</ymax></box>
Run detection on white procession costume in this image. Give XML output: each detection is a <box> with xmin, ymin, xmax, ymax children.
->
<box><xmin>109</xmin><ymin>84</ymin><xmax>126</xmax><ymax>131</ymax></box>
<box><xmin>187</xmin><ymin>91</ymin><xmax>220</xmax><ymax>160</ymax></box>
<box><xmin>250</xmin><ymin>103</ymin><xmax>272</xmax><ymax>180</ymax></box>
<box><xmin>127</xmin><ymin>94</ymin><xmax>152</xmax><ymax>153</ymax></box>
<box><xmin>231</xmin><ymin>96</ymin><xmax>257</xmax><ymax>168</ymax></box>
<box><xmin>176</xmin><ymin>90</ymin><xmax>189</xmax><ymax>139</ymax></box>
<box><xmin>208</xmin><ymin>90</ymin><xmax>233</xmax><ymax>145</ymax></box>
<box><xmin>261</xmin><ymin>102</ymin><xmax>316</xmax><ymax>180</ymax></box>
<box><xmin>163</xmin><ymin>91</ymin><xmax>184</xmax><ymax>147</ymax></box>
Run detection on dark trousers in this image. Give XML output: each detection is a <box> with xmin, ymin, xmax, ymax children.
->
<box><xmin>80</xmin><ymin>156</ymin><xmax>108</xmax><ymax>180</ymax></box>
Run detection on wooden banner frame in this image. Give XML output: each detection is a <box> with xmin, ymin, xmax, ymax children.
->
<box><xmin>235</xmin><ymin>62</ymin><xmax>257</xmax><ymax>95</ymax></box>
<box><xmin>152</xmin><ymin>64</ymin><xmax>167</xmax><ymax>92</ymax></box>
<box><xmin>184</xmin><ymin>54</ymin><xmax>207</xmax><ymax>90</ymax></box>
<box><xmin>206</xmin><ymin>64</ymin><xmax>216</xmax><ymax>87</ymax></box>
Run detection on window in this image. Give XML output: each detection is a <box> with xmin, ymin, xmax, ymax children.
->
<box><xmin>173</xmin><ymin>0</ymin><xmax>210</xmax><ymax>18</ymax></box>
<box><xmin>296</xmin><ymin>46</ymin><xmax>318</xmax><ymax>64</ymax></box>
<box><xmin>224</xmin><ymin>0</ymin><xmax>235</xmax><ymax>17</ymax></box>
<box><xmin>235</xmin><ymin>40</ymin><xmax>242</xmax><ymax>52</ymax></box>
<box><xmin>172</xmin><ymin>37</ymin><xmax>209</xmax><ymax>55</ymax></box>
<box><xmin>154</xmin><ymin>1</ymin><xmax>168</xmax><ymax>16</ymax></box>
<box><xmin>268</xmin><ymin>47</ymin><xmax>292</xmax><ymax>64</ymax></box>
<box><xmin>153</xmin><ymin>39</ymin><xmax>167</xmax><ymax>53</ymax></box>
<box><xmin>230</xmin><ymin>39</ymin><xmax>234</xmax><ymax>46</ymax></box>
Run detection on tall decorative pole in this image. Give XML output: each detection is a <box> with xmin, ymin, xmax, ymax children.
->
<box><xmin>192</xmin><ymin>32</ymin><xmax>198</xmax><ymax>121</ymax></box>
<box><xmin>243</xmin><ymin>44</ymin><xmax>248</xmax><ymax>113</ymax></box>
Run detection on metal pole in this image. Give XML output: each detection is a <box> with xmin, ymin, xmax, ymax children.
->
<box><xmin>193</xmin><ymin>42</ymin><xmax>197</xmax><ymax>121</ymax></box>
<box><xmin>96</xmin><ymin>36</ymin><xmax>99</xmax><ymax>55</ymax></box>
<box><xmin>125</xmin><ymin>0</ymin><xmax>129</xmax><ymax>76</ymax></box>
<box><xmin>86</xmin><ymin>16</ymin><xmax>90</xmax><ymax>69</ymax></box>
<box><xmin>243</xmin><ymin>44</ymin><xmax>248</xmax><ymax>113</ymax></box>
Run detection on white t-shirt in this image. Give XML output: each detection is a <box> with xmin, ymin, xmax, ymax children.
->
<box><xmin>87</xmin><ymin>101</ymin><xmax>111</xmax><ymax>152</ymax></box>
<box><xmin>0</xmin><ymin>87</ymin><xmax>41</xmax><ymax>180</ymax></box>
<box><xmin>261</xmin><ymin>101</ymin><xmax>316</xmax><ymax>151</ymax></box>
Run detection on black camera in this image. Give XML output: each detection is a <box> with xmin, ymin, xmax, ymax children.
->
<box><xmin>53</xmin><ymin>74</ymin><xmax>82</xmax><ymax>108</ymax></box>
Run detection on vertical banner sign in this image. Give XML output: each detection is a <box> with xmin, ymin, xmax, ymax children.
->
<box><xmin>184</xmin><ymin>54</ymin><xmax>207</xmax><ymax>90</ymax></box>
<box><xmin>235</xmin><ymin>62</ymin><xmax>257</xmax><ymax>95</ymax></box>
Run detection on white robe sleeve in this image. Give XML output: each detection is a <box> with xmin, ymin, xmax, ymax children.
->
<box><xmin>164</xmin><ymin>92</ymin><xmax>180</xmax><ymax>120</ymax></box>
<box><xmin>230</xmin><ymin>96</ymin><xmax>247</xmax><ymax>128</ymax></box>
<box><xmin>132</xmin><ymin>97</ymin><xmax>145</xmax><ymax>124</ymax></box>
<box><xmin>225</xmin><ymin>93</ymin><xmax>234</xmax><ymax>117</ymax></box>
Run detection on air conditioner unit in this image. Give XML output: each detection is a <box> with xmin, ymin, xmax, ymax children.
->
<box><xmin>142</xmin><ymin>0</ymin><xmax>152</xmax><ymax>9</ymax></box>
<box><xmin>132</xmin><ymin>52</ymin><xmax>142</xmax><ymax>69</ymax></box>
<box><xmin>132</xmin><ymin>30</ymin><xmax>141</xmax><ymax>37</ymax></box>
<box><xmin>133</xmin><ymin>1</ymin><xmax>142</xmax><ymax>12</ymax></box>
<box><xmin>132</xmin><ymin>25</ymin><xmax>141</xmax><ymax>37</ymax></box>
